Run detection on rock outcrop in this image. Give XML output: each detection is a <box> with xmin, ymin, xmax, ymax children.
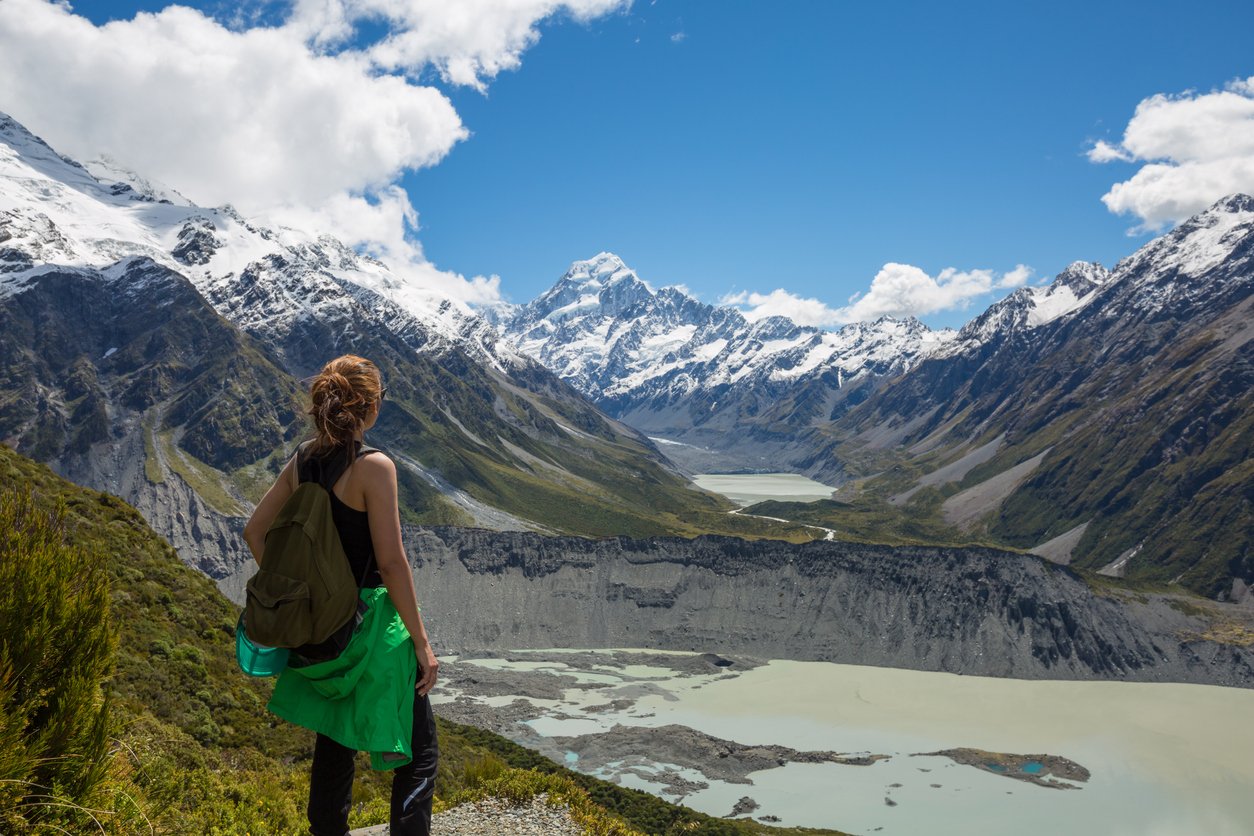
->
<box><xmin>225</xmin><ymin>526</ymin><xmax>1254</xmax><ymax>688</ymax></box>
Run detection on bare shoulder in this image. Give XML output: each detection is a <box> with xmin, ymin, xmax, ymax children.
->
<box><xmin>358</xmin><ymin>449</ymin><xmax>396</xmax><ymax>479</ymax></box>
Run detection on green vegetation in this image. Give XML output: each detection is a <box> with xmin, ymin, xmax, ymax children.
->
<box><xmin>164</xmin><ymin>341</ymin><xmax>305</xmax><ymax>472</ymax></box>
<box><xmin>143</xmin><ymin>415</ymin><xmax>164</xmax><ymax>484</ymax></box>
<box><xmin>136</xmin><ymin>358</ymin><xmax>822</xmax><ymax>542</ymax></box>
<box><xmin>1190</xmin><ymin>623</ymin><xmax>1254</xmax><ymax>647</ymax></box>
<box><xmin>156</xmin><ymin>429</ymin><xmax>246</xmax><ymax>516</ymax></box>
<box><xmin>361</xmin><ymin>348</ymin><xmax>825</xmax><ymax>543</ymax></box>
<box><xmin>0</xmin><ymin>445</ymin><xmax>848</xmax><ymax>834</ymax></box>
<box><xmin>0</xmin><ymin>487</ymin><xmax>128</xmax><ymax>833</ymax></box>
<box><xmin>743</xmin><ymin>494</ymin><xmax>1002</xmax><ymax>550</ymax></box>
<box><xmin>818</xmin><ymin>308</ymin><xmax>1254</xmax><ymax>599</ymax></box>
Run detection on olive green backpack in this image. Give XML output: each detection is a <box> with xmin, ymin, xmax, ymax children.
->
<box><xmin>243</xmin><ymin>442</ymin><xmax>378</xmax><ymax>650</ymax></box>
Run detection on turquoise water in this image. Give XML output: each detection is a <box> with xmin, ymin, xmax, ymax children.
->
<box><xmin>1022</xmin><ymin>762</ymin><xmax>1044</xmax><ymax>774</ymax></box>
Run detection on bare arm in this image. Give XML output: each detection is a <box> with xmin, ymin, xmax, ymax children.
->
<box><xmin>363</xmin><ymin>454</ymin><xmax>439</xmax><ymax>696</ymax></box>
<box><xmin>243</xmin><ymin>454</ymin><xmax>298</xmax><ymax>565</ymax></box>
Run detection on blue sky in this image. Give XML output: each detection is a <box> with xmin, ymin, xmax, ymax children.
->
<box><xmin>18</xmin><ymin>1</ymin><xmax>1254</xmax><ymax>328</ymax></box>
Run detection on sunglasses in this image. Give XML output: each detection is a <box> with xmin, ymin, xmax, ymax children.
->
<box><xmin>380</xmin><ymin>386</ymin><xmax>389</xmax><ymax>401</ymax></box>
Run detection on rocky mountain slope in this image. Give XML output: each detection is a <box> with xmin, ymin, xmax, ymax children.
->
<box><xmin>496</xmin><ymin>253</ymin><xmax>955</xmax><ymax>474</ymax></box>
<box><xmin>818</xmin><ymin>195</ymin><xmax>1254</xmax><ymax>600</ymax></box>
<box><xmin>0</xmin><ymin>112</ymin><xmax>797</xmax><ymax>586</ymax></box>
<box><xmin>491</xmin><ymin>200</ymin><xmax>1252</xmax><ymax>602</ymax></box>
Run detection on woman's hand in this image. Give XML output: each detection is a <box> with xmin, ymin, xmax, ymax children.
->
<box><xmin>415</xmin><ymin>640</ymin><xmax>439</xmax><ymax>696</ymax></box>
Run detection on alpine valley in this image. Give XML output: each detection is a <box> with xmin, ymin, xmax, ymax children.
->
<box><xmin>0</xmin><ymin>111</ymin><xmax>832</xmax><ymax>587</ymax></box>
<box><xmin>494</xmin><ymin>209</ymin><xmax>1254</xmax><ymax>604</ymax></box>
<box><xmin>2</xmin><ymin>106</ymin><xmax>1254</xmax><ymax>666</ymax></box>
<box><xmin>6</xmin><ymin>105</ymin><xmax>1254</xmax><ymax>834</ymax></box>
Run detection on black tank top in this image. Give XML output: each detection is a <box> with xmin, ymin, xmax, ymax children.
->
<box><xmin>297</xmin><ymin>440</ymin><xmax>384</xmax><ymax>589</ymax></box>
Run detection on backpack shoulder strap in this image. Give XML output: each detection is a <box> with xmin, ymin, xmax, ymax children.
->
<box><xmin>294</xmin><ymin>440</ymin><xmax>321</xmax><ymax>486</ymax></box>
<box><xmin>314</xmin><ymin>441</ymin><xmax>384</xmax><ymax>493</ymax></box>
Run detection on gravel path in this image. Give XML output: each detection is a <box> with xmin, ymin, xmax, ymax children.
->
<box><xmin>349</xmin><ymin>794</ymin><xmax>583</xmax><ymax>835</ymax></box>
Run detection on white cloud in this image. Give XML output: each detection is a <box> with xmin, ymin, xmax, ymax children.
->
<box><xmin>670</xmin><ymin>31</ymin><xmax>686</xmax><ymax>43</ymax></box>
<box><xmin>1089</xmin><ymin>77</ymin><xmax>1254</xmax><ymax>230</ymax></box>
<box><xmin>0</xmin><ymin>0</ymin><xmax>464</xmax><ymax>212</ymax></box>
<box><xmin>0</xmin><ymin>0</ymin><xmax>627</xmax><ymax>305</ymax></box>
<box><xmin>996</xmin><ymin>264</ymin><xmax>1032</xmax><ymax>289</ymax></box>
<box><xmin>719</xmin><ymin>289</ymin><xmax>846</xmax><ymax>327</ymax></box>
<box><xmin>836</xmin><ymin>264</ymin><xmax>1028</xmax><ymax>322</ymax></box>
<box><xmin>261</xmin><ymin>186</ymin><xmax>500</xmax><ymax>306</ymax></box>
<box><xmin>289</xmin><ymin>0</ymin><xmax>630</xmax><ymax>90</ymax></box>
<box><xmin>722</xmin><ymin>263</ymin><xmax>1033</xmax><ymax>327</ymax></box>
<box><xmin>1087</xmin><ymin>140</ymin><xmax>1132</xmax><ymax>163</ymax></box>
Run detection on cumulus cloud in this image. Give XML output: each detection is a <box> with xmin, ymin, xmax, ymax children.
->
<box><xmin>289</xmin><ymin>0</ymin><xmax>629</xmax><ymax>91</ymax></box>
<box><xmin>996</xmin><ymin>264</ymin><xmax>1032</xmax><ymax>289</ymax></box>
<box><xmin>719</xmin><ymin>289</ymin><xmax>846</xmax><ymax>328</ymax></box>
<box><xmin>1089</xmin><ymin>77</ymin><xmax>1254</xmax><ymax>230</ymax></box>
<box><xmin>835</xmin><ymin>264</ymin><xmax>1032</xmax><ymax>322</ymax></box>
<box><xmin>260</xmin><ymin>186</ymin><xmax>500</xmax><ymax>306</ymax></box>
<box><xmin>0</xmin><ymin>1</ymin><xmax>464</xmax><ymax>210</ymax></box>
<box><xmin>0</xmin><ymin>0</ymin><xmax>626</xmax><ymax>305</ymax></box>
<box><xmin>722</xmin><ymin>263</ymin><xmax>1032</xmax><ymax>327</ymax></box>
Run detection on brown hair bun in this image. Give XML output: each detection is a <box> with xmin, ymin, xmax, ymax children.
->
<box><xmin>308</xmin><ymin>355</ymin><xmax>383</xmax><ymax>456</ymax></box>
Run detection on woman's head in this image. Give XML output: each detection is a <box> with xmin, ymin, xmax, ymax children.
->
<box><xmin>308</xmin><ymin>355</ymin><xmax>383</xmax><ymax>454</ymax></box>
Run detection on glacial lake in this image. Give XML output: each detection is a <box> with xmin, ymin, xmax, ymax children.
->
<box><xmin>433</xmin><ymin>650</ymin><xmax>1254</xmax><ymax>836</ymax></box>
<box><xmin>691</xmin><ymin>473</ymin><xmax>836</xmax><ymax>505</ymax></box>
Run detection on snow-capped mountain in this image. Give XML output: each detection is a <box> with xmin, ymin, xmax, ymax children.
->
<box><xmin>497</xmin><ymin>253</ymin><xmax>956</xmax><ymax>471</ymax></box>
<box><xmin>937</xmin><ymin>261</ymin><xmax>1113</xmax><ymax>356</ymax></box>
<box><xmin>505</xmin><ymin>253</ymin><xmax>955</xmax><ymax>404</ymax></box>
<box><xmin>0</xmin><ymin>111</ymin><xmax>735</xmax><ymax>589</ymax></box>
<box><xmin>826</xmin><ymin>193</ymin><xmax>1254</xmax><ymax>600</ymax></box>
<box><xmin>937</xmin><ymin>197</ymin><xmax>1253</xmax><ymax>363</ymax></box>
<box><xmin>0</xmin><ymin>112</ymin><xmax>516</xmax><ymax>372</ymax></box>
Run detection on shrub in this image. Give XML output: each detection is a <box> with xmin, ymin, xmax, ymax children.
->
<box><xmin>0</xmin><ymin>487</ymin><xmax>115</xmax><ymax>831</ymax></box>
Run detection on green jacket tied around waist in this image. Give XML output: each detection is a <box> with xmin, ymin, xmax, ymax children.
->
<box><xmin>267</xmin><ymin>586</ymin><xmax>417</xmax><ymax>770</ymax></box>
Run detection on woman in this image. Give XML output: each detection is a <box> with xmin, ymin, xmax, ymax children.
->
<box><xmin>243</xmin><ymin>355</ymin><xmax>439</xmax><ymax>836</ymax></box>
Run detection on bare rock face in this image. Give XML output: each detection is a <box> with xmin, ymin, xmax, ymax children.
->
<box><xmin>172</xmin><ymin>218</ymin><xmax>220</xmax><ymax>265</ymax></box>
<box><xmin>395</xmin><ymin>527</ymin><xmax>1254</xmax><ymax>688</ymax></box>
<box><xmin>56</xmin><ymin>419</ymin><xmax>247</xmax><ymax>580</ymax></box>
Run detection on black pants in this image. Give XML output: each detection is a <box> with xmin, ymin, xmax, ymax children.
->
<box><xmin>307</xmin><ymin>693</ymin><xmax>439</xmax><ymax>836</ymax></box>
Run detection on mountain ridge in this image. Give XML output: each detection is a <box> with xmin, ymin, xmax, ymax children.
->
<box><xmin>488</xmin><ymin>196</ymin><xmax>1254</xmax><ymax>601</ymax></box>
<box><xmin>497</xmin><ymin>252</ymin><xmax>956</xmax><ymax>474</ymax></box>
<box><xmin>816</xmin><ymin>193</ymin><xmax>1254</xmax><ymax>599</ymax></box>
<box><xmin>1</xmin><ymin>111</ymin><xmax>816</xmax><ymax>590</ymax></box>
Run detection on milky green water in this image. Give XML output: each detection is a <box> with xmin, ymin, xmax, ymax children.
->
<box><xmin>442</xmin><ymin>652</ymin><xmax>1254</xmax><ymax>835</ymax></box>
<box><xmin>691</xmin><ymin>472</ymin><xmax>836</xmax><ymax>505</ymax></box>
<box><xmin>638</xmin><ymin>659</ymin><xmax>1254</xmax><ymax>835</ymax></box>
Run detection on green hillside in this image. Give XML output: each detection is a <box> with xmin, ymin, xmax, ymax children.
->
<box><xmin>0</xmin><ymin>261</ymin><xmax>822</xmax><ymax>552</ymax></box>
<box><xmin>0</xmin><ymin>445</ymin><xmax>844</xmax><ymax>835</ymax></box>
